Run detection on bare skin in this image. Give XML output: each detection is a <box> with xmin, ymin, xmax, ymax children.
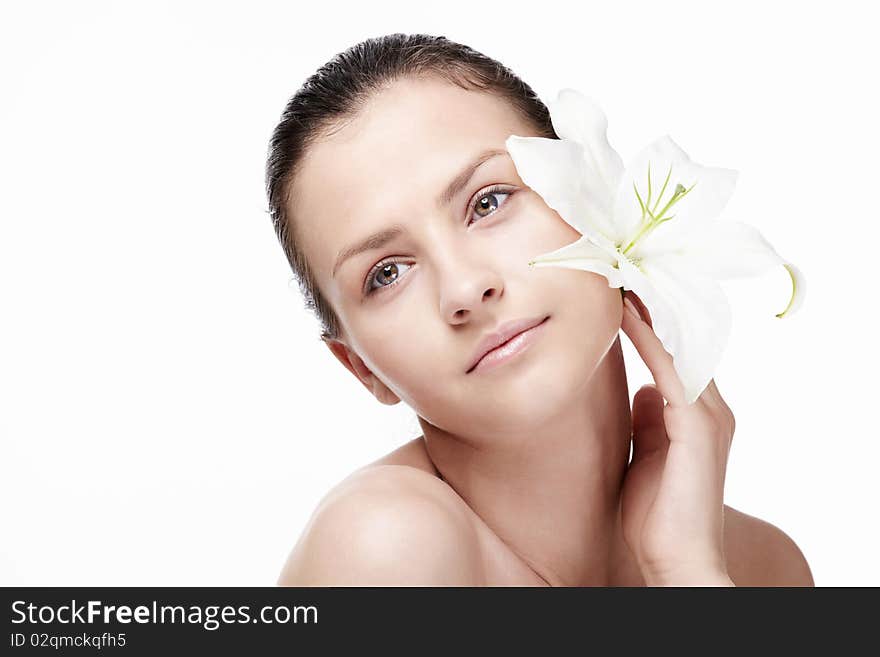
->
<box><xmin>277</xmin><ymin>75</ymin><xmax>814</xmax><ymax>587</ymax></box>
<box><xmin>278</xmin><ymin>436</ymin><xmax>814</xmax><ymax>587</ymax></box>
<box><xmin>279</xmin><ymin>435</ymin><xmax>813</xmax><ymax>586</ymax></box>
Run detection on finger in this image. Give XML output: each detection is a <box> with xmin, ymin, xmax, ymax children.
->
<box><xmin>689</xmin><ymin>378</ymin><xmax>730</xmax><ymax>423</ymax></box>
<box><xmin>700</xmin><ymin>379</ymin><xmax>736</xmax><ymax>438</ymax></box>
<box><xmin>701</xmin><ymin>378</ymin><xmax>724</xmax><ymax>409</ymax></box>
<box><xmin>630</xmin><ymin>384</ymin><xmax>668</xmax><ymax>463</ymax></box>
<box><xmin>621</xmin><ymin>294</ymin><xmax>688</xmax><ymax>407</ymax></box>
<box><xmin>628</xmin><ymin>292</ymin><xmax>653</xmax><ymax>329</ymax></box>
<box><xmin>629</xmin><ymin>291</ymin><xmax>729</xmax><ymax>411</ymax></box>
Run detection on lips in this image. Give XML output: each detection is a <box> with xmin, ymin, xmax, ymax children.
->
<box><xmin>466</xmin><ymin>314</ymin><xmax>550</xmax><ymax>373</ymax></box>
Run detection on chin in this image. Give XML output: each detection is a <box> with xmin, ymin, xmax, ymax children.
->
<box><xmin>461</xmin><ymin>340</ymin><xmax>592</xmax><ymax>433</ymax></box>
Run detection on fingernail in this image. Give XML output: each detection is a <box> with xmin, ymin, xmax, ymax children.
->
<box><xmin>623</xmin><ymin>297</ymin><xmax>641</xmax><ymax>321</ymax></box>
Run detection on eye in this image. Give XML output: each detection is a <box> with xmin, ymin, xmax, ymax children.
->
<box><xmin>467</xmin><ymin>185</ymin><xmax>514</xmax><ymax>226</ymax></box>
<box><xmin>364</xmin><ymin>260</ymin><xmax>412</xmax><ymax>296</ymax></box>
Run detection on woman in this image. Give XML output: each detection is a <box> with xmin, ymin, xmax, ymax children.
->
<box><xmin>265</xmin><ymin>33</ymin><xmax>814</xmax><ymax>586</ymax></box>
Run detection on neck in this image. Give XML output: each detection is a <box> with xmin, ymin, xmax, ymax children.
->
<box><xmin>419</xmin><ymin>335</ymin><xmax>642</xmax><ymax>586</ymax></box>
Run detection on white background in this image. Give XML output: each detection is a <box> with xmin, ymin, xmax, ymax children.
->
<box><xmin>1</xmin><ymin>0</ymin><xmax>877</xmax><ymax>586</ymax></box>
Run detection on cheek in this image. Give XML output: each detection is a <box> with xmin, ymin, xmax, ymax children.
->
<box><xmin>568</xmin><ymin>272</ymin><xmax>622</xmax><ymax>348</ymax></box>
<box><xmin>522</xmin><ymin>196</ymin><xmax>584</xmax><ymax>247</ymax></box>
<box><xmin>534</xmin><ymin>261</ymin><xmax>620</xmax><ymax>346</ymax></box>
<box><xmin>484</xmin><ymin>203</ymin><xmax>579</xmax><ymax>270</ymax></box>
<box><xmin>353</xmin><ymin>324</ymin><xmax>434</xmax><ymax>397</ymax></box>
<box><xmin>517</xmin><ymin>198</ymin><xmax>619</xmax><ymax>327</ymax></box>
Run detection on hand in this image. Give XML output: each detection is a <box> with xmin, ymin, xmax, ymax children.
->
<box><xmin>618</xmin><ymin>291</ymin><xmax>736</xmax><ymax>587</ymax></box>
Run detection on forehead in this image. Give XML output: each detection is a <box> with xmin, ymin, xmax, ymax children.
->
<box><xmin>289</xmin><ymin>76</ymin><xmax>535</xmax><ymax>290</ymax></box>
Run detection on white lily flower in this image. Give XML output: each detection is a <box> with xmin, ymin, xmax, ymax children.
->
<box><xmin>505</xmin><ymin>89</ymin><xmax>805</xmax><ymax>404</ymax></box>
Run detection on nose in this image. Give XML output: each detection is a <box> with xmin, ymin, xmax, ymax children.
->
<box><xmin>439</xmin><ymin>257</ymin><xmax>505</xmax><ymax>325</ymax></box>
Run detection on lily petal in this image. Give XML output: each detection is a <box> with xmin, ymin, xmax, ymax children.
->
<box><xmin>614</xmin><ymin>135</ymin><xmax>738</xmax><ymax>249</ymax></box>
<box><xmin>547</xmin><ymin>89</ymin><xmax>625</xmax><ymax>202</ymax></box>
<box><xmin>775</xmin><ymin>263</ymin><xmax>806</xmax><ymax>318</ymax></box>
<box><xmin>641</xmin><ymin>219</ymin><xmax>783</xmax><ymax>275</ymax></box>
<box><xmin>529</xmin><ymin>235</ymin><xmax>626</xmax><ymax>289</ymax></box>
<box><xmin>639</xmin><ymin>219</ymin><xmax>805</xmax><ymax>318</ymax></box>
<box><xmin>506</xmin><ymin>135</ymin><xmax>619</xmax><ymax>244</ymax></box>
<box><xmin>618</xmin><ymin>252</ymin><xmax>732</xmax><ymax>405</ymax></box>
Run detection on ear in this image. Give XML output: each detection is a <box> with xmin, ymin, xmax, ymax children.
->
<box><xmin>322</xmin><ymin>337</ymin><xmax>401</xmax><ymax>406</ymax></box>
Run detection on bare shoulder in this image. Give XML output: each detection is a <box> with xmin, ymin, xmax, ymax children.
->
<box><xmin>277</xmin><ymin>465</ymin><xmax>485</xmax><ymax>586</ymax></box>
<box><xmin>723</xmin><ymin>504</ymin><xmax>815</xmax><ymax>586</ymax></box>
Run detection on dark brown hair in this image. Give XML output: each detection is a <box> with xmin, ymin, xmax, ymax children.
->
<box><xmin>264</xmin><ymin>33</ymin><xmax>557</xmax><ymax>342</ymax></box>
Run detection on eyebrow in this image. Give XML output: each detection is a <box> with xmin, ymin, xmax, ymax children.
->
<box><xmin>331</xmin><ymin>148</ymin><xmax>508</xmax><ymax>279</ymax></box>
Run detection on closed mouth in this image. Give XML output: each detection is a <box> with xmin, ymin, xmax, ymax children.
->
<box><xmin>466</xmin><ymin>314</ymin><xmax>550</xmax><ymax>374</ymax></box>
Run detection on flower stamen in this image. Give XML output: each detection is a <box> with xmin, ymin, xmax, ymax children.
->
<box><xmin>622</xmin><ymin>171</ymin><xmax>696</xmax><ymax>255</ymax></box>
<box><xmin>651</xmin><ymin>165</ymin><xmax>673</xmax><ymax>216</ymax></box>
<box><xmin>633</xmin><ymin>180</ymin><xmax>647</xmax><ymax>218</ymax></box>
<box><xmin>654</xmin><ymin>182</ymin><xmax>694</xmax><ymax>223</ymax></box>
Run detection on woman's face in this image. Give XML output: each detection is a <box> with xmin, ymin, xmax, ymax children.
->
<box><xmin>290</xmin><ymin>76</ymin><xmax>622</xmax><ymax>437</ymax></box>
